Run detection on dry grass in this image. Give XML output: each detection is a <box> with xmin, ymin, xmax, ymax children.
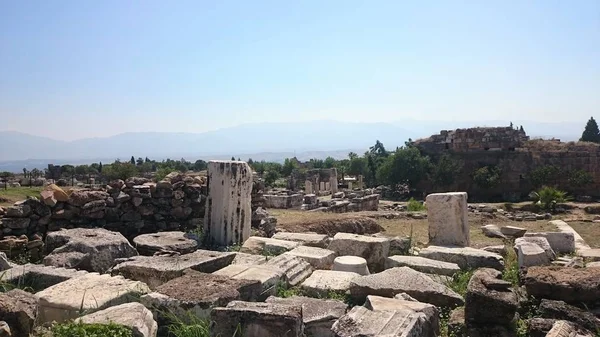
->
<box><xmin>566</xmin><ymin>221</ymin><xmax>600</xmax><ymax>248</ymax></box>
<box><xmin>0</xmin><ymin>187</ymin><xmax>44</xmax><ymax>206</ymax></box>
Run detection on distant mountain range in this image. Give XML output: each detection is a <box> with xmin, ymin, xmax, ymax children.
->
<box><xmin>0</xmin><ymin>119</ymin><xmax>584</xmax><ymax>172</ymax></box>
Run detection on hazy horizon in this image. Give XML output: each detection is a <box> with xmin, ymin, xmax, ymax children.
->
<box><xmin>1</xmin><ymin>1</ymin><xmax>599</xmax><ymax>141</ymax></box>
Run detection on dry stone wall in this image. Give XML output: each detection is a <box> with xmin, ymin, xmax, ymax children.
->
<box><xmin>0</xmin><ymin>173</ymin><xmax>206</xmax><ymax>257</ymax></box>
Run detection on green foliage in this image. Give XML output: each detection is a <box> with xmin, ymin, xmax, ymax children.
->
<box><xmin>529</xmin><ymin>186</ymin><xmax>568</xmax><ymax>212</ymax></box>
<box><xmin>263</xmin><ymin>170</ymin><xmax>280</xmax><ymax>188</ymax></box>
<box><xmin>276</xmin><ymin>283</ymin><xmax>303</xmax><ymax>298</ymax></box>
<box><xmin>50</xmin><ymin>322</ymin><xmax>133</xmax><ymax>337</ymax></box>
<box><xmin>568</xmin><ymin>169</ymin><xmax>593</xmax><ymax>187</ymax></box>
<box><xmin>323</xmin><ymin>156</ymin><xmax>336</xmax><ymax>168</ymax></box>
<box><xmin>472</xmin><ymin>165</ymin><xmax>502</xmax><ymax>189</ymax></box>
<box><xmin>376</xmin><ymin>147</ymin><xmax>431</xmax><ymax>188</ymax></box>
<box><xmin>529</xmin><ymin>165</ymin><xmax>561</xmax><ymax>188</ymax></box>
<box><xmin>515</xmin><ymin>318</ymin><xmax>528</xmax><ymax>337</ymax></box>
<box><xmin>281</xmin><ymin>158</ymin><xmax>298</xmax><ymax>176</ymax></box>
<box><xmin>580</xmin><ymin>117</ymin><xmax>600</xmax><ymax>143</ymax></box>
<box><xmin>406</xmin><ymin>198</ymin><xmax>426</xmax><ymax>212</ymax></box>
<box><xmin>446</xmin><ymin>270</ymin><xmax>474</xmax><ymax>297</ymax></box>
<box><xmin>155</xmin><ymin>168</ymin><xmax>174</xmax><ymax>182</ymax></box>
<box><xmin>502</xmin><ymin>244</ymin><xmax>520</xmax><ymax>287</ymax></box>
<box><xmin>102</xmin><ymin>162</ymin><xmax>139</xmax><ymax>181</ymax></box>
<box><xmin>347</xmin><ymin>157</ymin><xmax>367</xmax><ymax>177</ymax></box>
<box><xmin>431</xmin><ymin>154</ymin><xmax>462</xmax><ymax>187</ymax></box>
<box><xmin>165</xmin><ymin>311</ymin><xmax>211</xmax><ymax>337</ymax></box>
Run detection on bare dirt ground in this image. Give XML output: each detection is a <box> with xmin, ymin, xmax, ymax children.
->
<box><xmin>270</xmin><ymin>202</ymin><xmax>600</xmax><ymax>249</ymax></box>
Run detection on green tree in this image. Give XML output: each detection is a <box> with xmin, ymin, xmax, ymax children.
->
<box><xmin>324</xmin><ymin>156</ymin><xmax>336</xmax><ymax>168</ymax></box>
<box><xmin>347</xmin><ymin>157</ymin><xmax>367</xmax><ymax>176</ymax></box>
<box><xmin>103</xmin><ymin>162</ymin><xmax>138</xmax><ymax>181</ymax></box>
<box><xmin>529</xmin><ymin>165</ymin><xmax>561</xmax><ymax>188</ymax></box>
<box><xmin>193</xmin><ymin>160</ymin><xmax>207</xmax><ymax>171</ymax></box>
<box><xmin>281</xmin><ymin>158</ymin><xmax>298</xmax><ymax>177</ymax></box>
<box><xmin>580</xmin><ymin>117</ymin><xmax>600</xmax><ymax>143</ymax></box>
<box><xmin>376</xmin><ymin>147</ymin><xmax>431</xmax><ymax>188</ymax></box>
<box><xmin>264</xmin><ymin>170</ymin><xmax>280</xmax><ymax>187</ymax></box>
<box><xmin>130</xmin><ymin>156</ymin><xmax>136</xmax><ymax>165</ymax></box>
<box><xmin>231</xmin><ymin>156</ymin><xmax>236</xmax><ymax>161</ymax></box>
<box><xmin>568</xmin><ymin>169</ymin><xmax>593</xmax><ymax>188</ymax></box>
<box><xmin>472</xmin><ymin>166</ymin><xmax>502</xmax><ymax>189</ymax></box>
<box><xmin>98</xmin><ymin>162</ymin><xmax>103</xmax><ymax>173</ymax></box>
<box><xmin>431</xmin><ymin>154</ymin><xmax>462</xmax><ymax>187</ymax></box>
<box><xmin>136</xmin><ymin>157</ymin><xmax>144</xmax><ymax>166</ymax></box>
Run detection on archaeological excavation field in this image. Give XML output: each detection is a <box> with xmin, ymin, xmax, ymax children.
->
<box><xmin>1</xmin><ymin>160</ymin><xmax>600</xmax><ymax>337</ymax></box>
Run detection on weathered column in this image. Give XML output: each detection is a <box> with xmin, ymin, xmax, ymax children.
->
<box><xmin>204</xmin><ymin>161</ymin><xmax>252</xmax><ymax>246</ymax></box>
<box><xmin>329</xmin><ymin>168</ymin><xmax>338</xmax><ymax>193</ymax></box>
<box><xmin>426</xmin><ymin>192</ymin><xmax>470</xmax><ymax>247</ymax></box>
<box><xmin>305</xmin><ymin>181</ymin><xmax>313</xmax><ymax>194</ymax></box>
<box><xmin>357</xmin><ymin>175</ymin><xmax>364</xmax><ymax>189</ymax></box>
<box><xmin>319</xmin><ymin>182</ymin><xmax>325</xmax><ymax>191</ymax></box>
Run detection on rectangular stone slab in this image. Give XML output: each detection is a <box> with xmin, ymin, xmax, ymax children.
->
<box><xmin>385</xmin><ymin>255</ymin><xmax>460</xmax><ymax>276</ymax></box>
<box><xmin>211</xmin><ymin>301</ymin><xmax>303</xmax><ymax>337</ymax></box>
<box><xmin>300</xmin><ymin>270</ymin><xmax>360</xmax><ymax>297</ymax></box>
<box><xmin>111</xmin><ymin>249</ymin><xmax>236</xmax><ymax>288</ymax></box>
<box><xmin>418</xmin><ymin>246</ymin><xmax>504</xmax><ymax>270</ymax></box>
<box><xmin>332</xmin><ymin>306</ymin><xmax>431</xmax><ymax>337</ymax></box>
<box><xmin>426</xmin><ymin>192</ymin><xmax>470</xmax><ymax>247</ymax></box>
<box><xmin>35</xmin><ymin>273</ymin><xmax>151</xmax><ymax>324</ymax></box>
<box><xmin>0</xmin><ymin>264</ymin><xmax>89</xmax><ymax>291</ymax></box>
<box><xmin>284</xmin><ymin>246</ymin><xmax>337</xmax><ymax>269</ymax></box>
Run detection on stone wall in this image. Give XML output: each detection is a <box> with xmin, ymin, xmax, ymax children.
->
<box><xmin>0</xmin><ymin>173</ymin><xmax>206</xmax><ymax>255</ymax></box>
<box><xmin>264</xmin><ymin>193</ymin><xmax>304</xmax><ymax>209</ymax></box>
<box><xmin>415</xmin><ymin>127</ymin><xmax>529</xmax><ymax>153</ymax></box>
<box><xmin>416</xmin><ymin>127</ymin><xmax>600</xmax><ymax>200</ymax></box>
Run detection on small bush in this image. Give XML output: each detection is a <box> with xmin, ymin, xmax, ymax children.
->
<box><xmin>446</xmin><ymin>270</ymin><xmax>474</xmax><ymax>297</ymax></box>
<box><xmin>502</xmin><ymin>244</ymin><xmax>519</xmax><ymax>287</ymax></box>
<box><xmin>529</xmin><ymin>186</ymin><xmax>568</xmax><ymax>212</ymax></box>
<box><xmin>276</xmin><ymin>283</ymin><xmax>303</xmax><ymax>298</ymax></box>
<box><xmin>50</xmin><ymin>322</ymin><xmax>133</xmax><ymax>337</ymax></box>
<box><xmin>406</xmin><ymin>198</ymin><xmax>426</xmax><ymax>212</ymax></box>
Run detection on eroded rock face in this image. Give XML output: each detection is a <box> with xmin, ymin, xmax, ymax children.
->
<box><xmin>133</xmin><ymin>231</ymin><xmax>198</xmax><ymax>256</ymax></box>
<box><xmin>523</xmin><ymin>266</ymin><xmax>600</xmax><ymax>305</ymax></box>
<box><xmin>538</xmin><ymin>299</ymin><xmax>600</xmax><ymax>333</ymax></box>
<box><xmin>43</xmin><ymin>228</ymin><xmax>138</xmax><ymax>273</ymax></box>
<box><xmin>78</xmin><ymin>303</ymin><xmax>158</xmax><ymax>337</ymax></box>
<box><xmin>0</xmin><ymin>290</ymin><xmax>38</xmax><ymax>337</ymax></box>
<box><xmin>465</xmin><ymin>268</ymin><xmax>517</xmax><ymax>326</ymax></box>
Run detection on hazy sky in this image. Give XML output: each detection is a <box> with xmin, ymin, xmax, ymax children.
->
<box><xmin>1</xmin><ymin>1</ymin><xmax>599</xmax><ymax>140</ymax></box>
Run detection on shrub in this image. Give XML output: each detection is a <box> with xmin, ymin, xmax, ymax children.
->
<box><xmin>406</xmin><ymin>198</ymin><xmax>426</xmax><ymax>212</ymax></box>
<box><xmin>472</xmin><ymin>166</ymin><xmax>502</xmax><ymax>189</ymax></box>
<box><xmin>502</xmin><ymin>244</ymin><xmax>519</xmax><ymax>287</ymax></box>
<box><xmin>529</xmin><ymin>186</ymin><xmax>568</xmax><ymax>212</ymax></box>
<box><xmin>50</xmin><ymin>322</ymin><xmax>133</xmax><ymax>337</ymax></box>
<box><xmin>446</xmin><ymin>270</ymin><xmax>474</xmax><ymax>297</ymax></box>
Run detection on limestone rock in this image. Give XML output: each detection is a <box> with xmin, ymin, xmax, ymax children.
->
<box><xmin>36</xmin><ymin>273</ymin><xmax>151</xmax><ymax>324</ymax></box>
<box><xmin>482</xmin><ymin>245</ymin><xmax>507</xmax><ymax>255</ymax></box>
<box><xmin>500</xmin><ymin>225</ymin><xmax>527</xmax><ymax>238</ymax></box>
<box><xmin>266</xmin><ymin>296</ymin><xmax>347</xmax><ymax>337</ymax></box>
<box><xmin>6</xmin><ymin>204</ymin><xmax>31</xmax><ymax>217</ymax></box>
<box><xmin>67</xmin><ymin>190</ymin><xmax>109</xmax><ymax>207</ymax></box>
<box><xmin>111</xmin><ymin>250</ymin><xmax>235</xmax><ymax>288</ymax></box>
<box><xmin>349</xmin><ymin>267</ymin><xmax>464</xmax><ymax>308</ymax></box>
<box><xmin>272</xmin><ymin>232</ymin><xmax>330</xmax><ymax>248</ymax></box>
<box><xmin>0</xmin><ymin>252</ymin><xmax>10</xmax><ymax>271</ymax></box>
<box><xmin>515</xmin><ymin>236</ymin><xmax>556</xmax><ymax>261</ymax></box>
<box><xmin>364</xmin><ymin>295</ymin><xmax>440</xmax><ymax>336</ymax></box>
<box><xmin>465</xmin><ymin>268</ymin><xmax>517</xmax><ymax>325</ymax></box>
<box><xmin>240</xmin><ymin>236</ymin><xmax>300</xmax><ymax>255</ymax></box>
<box><xmin>481</xmin><ymin>224</ymin><xmax>506</xmax><ymax>239</ymax></box>
<box><xmin>0</xmin><ymin>264</ymin><xmax>89</xmax><ymax>292</ymax></box>
<box><xmin>231</xmin><ymin>252</ymin><xmax>268</xmax><ymax>266</ymax></box>
<box><xmin>300</xmin><ymin>270</ymin><xmax>360</xmax><ymax>297</ymax></box>
<box><xmin>538</xmin><ymin>299</ymin><xmax>600</xmax><ymax>332</ymax></box>
<box><xmin>426</xmin><ymin>192</ymin><xmax>470</xmax><ymax>247</ymax></box>
<box><xmin>284</xmin><ymin>246</ymin><xmax>337</xmax><ymax>269</ymax></box>
<box><xmin>332</xmin><ymin>256</ymin><xmax>370</xmax><ymax>275</ymax></box>
<box><xmin>264</xmin><ymin>254</ymin><xmax>313</xmax><ymax>287</ymax></box>
<box><xmin>419</xmin><ymin>246</ymin><xmax>504</xmax><ymax>270</ymax></box>
<box><xmin>523</xmin><ymin>266</ymin><xmax>600</xmax><ymax>305</ymax></box>
<box><xmin>213</xmin><ymin>264</ymin><xmax>284</xmax><ymax>299</ymax></box>
<box><xmin>385</xmin><ymin>255</ymin><xmax>460</xmax><ymax>276</ymax></box>
<box><xmin>332</xmin><ymin>305</ymin><xmax>434</xmax><ymax>337</ymax></box>
<box><xmin>211</xmin><ymin>301</ymin><xmax>303</xmax><ymax>337</ymax></box>
<box><xmin>516</xmin><ymin>241</ymin><xmax>551</xmax><ymax>268</ymax></box>
<box><xmin>524</xmin><ymin>232</ymin><xmax>576</xmax><ymax>255</ymax></box>
<box><xmin>133</xmin><ymin>231</ymin><xmax>198</xmax><ymax>256</ymax></box>
<box><xmin>43</xmin><ymin>228</ymin><xmax>138</xmax><ymax>273</ymax></box>
<box><xmin>327</xmin><ymin>232</ymin><xmax>390</xmax><ymax>272</ymax></box>
<box><xmin>545</xmin><ymin>321</ymin><xmax>577</xmax><ymax>337</ymax></box>
<box><xmin>78</xmin><ymin>302</ymin><xmax>158</xmax><ymax>337</ymax></box>
<box><xmin>0</xmin><ymin>289</ymin><xmax>37</xmax><ymax>336</ymax></box>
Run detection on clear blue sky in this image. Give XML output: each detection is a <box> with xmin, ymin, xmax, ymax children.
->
<box><xmin>1</xmin><ymin>0</ymin><xmax>598</xmax><ymax>140</ymax></box>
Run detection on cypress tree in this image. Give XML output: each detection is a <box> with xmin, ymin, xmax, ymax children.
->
<box><xmin>580</xmin><ymin>117</ymin><xmax>600</xmax><ymax>143</ymax></box>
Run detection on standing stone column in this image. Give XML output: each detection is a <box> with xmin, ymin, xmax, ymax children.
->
<box><xmin>329</xmin><ymin>168</ymin><xmax>338</xmax><ymax>193</ymax></box>
<box><xmin>204</xmin><ymin>161</ymin><xmax>253</xmax><ymax>246</ymax></box>
<box><xmin>426</xmin><ymin>192</ymin><xmax>470</xmax><ymax>247</ymax></box>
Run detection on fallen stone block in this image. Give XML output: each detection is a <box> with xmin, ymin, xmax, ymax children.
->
<box><xmin>524</xmin><ymin>232</ymin><xmax>575</xmax><ymax>255</ymax></box>
<box><xmin>36</xmin><ymin>273</ymin><xmax>151</xmax><ymax>324</ymax></box>
<box><xmin>523</xmin><ymin>266</ymin><xmax>600</xmax><ymax>305</ymax></box>
<box><xmin>331</xmin><ymin>305</ymin><xmax>434</xmax><ymax>337</ymax></box>
<box><xmin>284</xmin><ymin>246</ymin><xmax>336</xmax><ymax>269</ymax></box>
<box><xmin>578</xmin><ymin>248</ymin><xmax>600</xmax><ymax>262</ymax></box>
<box><xmin>364</xmin><ymin>295</ymin><xmax>440</xmax><ymax>336</ymax></box>
<box><xmin>300</xmin><ymin>270</ymin><xmax>360</xmax><ymax>297</ymax></box>
<box><xmin>332</xmin><ymin>256</ymin><xmax>370</xmax><ymax>275</ymax></box>
<box><xmin>78</xmin><ymin>302</ymin><xmax>158</xmax><ymax>337</ymax></box>
<box><xmin>213</xmin><ymin>264</ymin><xmax>284</xmax><ymax>299</ymax></box>
<box><xmin>327</xmin><ymin>232</ymin><xmax>390</xmax><ymax>272</ymax></box>
<box><xmin>266</xmin><ymin>296</ymin><xmax>347</xmax><ymax>337</ymax></box>
<box><xmin>515</xmin><ymin>236</ymin><xmax>556</xmax><ymax>261</ymax></box>
<box><xmin>481</xmin><ymin>224</ymin><xmax>506</xmax><ymax>239</ymax></box>
<box><xmin>545</xmin><ymin>320</ymin><xmax>578</xmax><ymax>337</ymax></box>
<box><xmin>515</xmin><ymin>241</ymin><xmax>551</xmax><ymax>268</ymax></box>
<box><xmin>111</xmin><ymin>250</ymin><xmax>236</xmax><ymax>288</ymax></box>
<box><xmin>465</xmin><ymin>268</ymin><xmax>517</xmax><ymax>326</ymax></box>
<box><xmin>426</xmin><ymin>192</ymin><xmax>469</xmax><ymax>247</ymax></box>
<box><xmin>43</xmin><ymin>228</ymin><xmax>138</xmax><ymax>273</ymax></box>
<box><xmin>210</xmin><ymin>301</ymin><xmax>303</xmax><ymax>337</ymax></box>
<box><xmin>133</xmin><ymin>231</ymin><xmax>198</xmax><ymax>256</ymax></box>
<box><xmin>271</xmin><ymin>232</ymin><xmax>330</xmax><ymax>248</ymax></box>
<box><xmin>231</xmin><ymin>252</ymin><xmax>268</xmax><ymax>265</ymax></box>
<box><xmin>0</xmin><ymin>264</ymin><xmax>88</xmax><ymax>291</ymax></box>
<box><xmin>240</xmin><ymin>236</ymin><xmax>300</xmax><ymax>255</ymax></box>
<box><xmin>500</xmin><ymin>225</ymin><xmax>527</xmax><ymax>238</ymax></box>
<box><xmin>482</xmin><ymin>245</ymin><xmax>507</xmax><ymax>256</ymax></box>
<box><xmin>385</xmin><ymin>255</ymin><xmax>460</xmax><ymax>276</ymax></box>
<box><xmin>263</xmin><ymin>254</ymin><xmax>313</xmax><ymax>287</ymax></box>
<box><xmin>550</xmin><ymin>220</ymin><xmax>591</xmax><ymax>252</ymax></box>
<box><xmin>418</xmin><ymin>246</ymin><xmax>504</xmax><ymax>270</ymax></box>
<box><xmin>350</xmin><ymin>267</ymin><xmax>464</xmax><ymax>308</ymax></box>
<box><xmin>0</xmin><ymin>289</ymin><xmax>37</xmax><ymax>337</ymax></box>
<box><xmin>538</xmin><ymin>299</ymin><xmax>600</xmax><ymax>333</ymax></box>
<box><xmin>141</xmin><ymin>270</ymin><xmax>261</xmax><ymax>325</ymax></box>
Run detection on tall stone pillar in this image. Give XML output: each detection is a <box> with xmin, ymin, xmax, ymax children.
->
<box><xmin>358</xmin><ymin>175</ymin><xmax>364</xmax><ymax>189</ymax></box>
<box><xmin>305</xmin><ymin>181</ymin><xmax>313</xmax><ymax>194</ymax></box>
<box><xmin>426</xmin><ymin>192</ymin><xmax>470</xmax><ymax>247</ymax></box>
<box><xmin>204</xmin><ymin>161</ymin><xmax>253</xmax><ymax>246</ymax></box>
<box><xmin>329</xmin><ymin>168</ymin><xmax>338</xmax><ymax>193</ymax></box>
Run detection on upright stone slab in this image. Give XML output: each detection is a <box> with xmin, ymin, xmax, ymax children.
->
<box><xmin>426</xmin><ymin>192</ymin><xmax>469</xmax><ymax>247</ymax></box>
<box><xmin>204</xmin><ymin>161</ymin><xmax>253</xmax><ymax>246</ymax></box>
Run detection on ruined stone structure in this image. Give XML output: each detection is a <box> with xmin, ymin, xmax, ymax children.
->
<box><xmin>204</xmin><ymin>161</ymin><xmax>252</xmax><ymax>246</ymax></box>
<box><xmin>415</xmin><ymin>126</ymin><xmax>600</xmax><ymax>201</ymax></box>
<box><xmin>303</xmin><ymin>168</ymin><xmax>338</xmax><ymax>195</ymax></box>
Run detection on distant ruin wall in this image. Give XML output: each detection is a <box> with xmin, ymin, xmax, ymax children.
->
<box><xmin>0</xmin><ymin>174</ymin><xmax>206</xmax><ymax>247</ymax></box>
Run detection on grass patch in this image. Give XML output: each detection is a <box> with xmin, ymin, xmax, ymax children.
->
<box><xmin>446</xmin><ymin>270</ymin><xmax>474</xmax><ymax>297</ymax></box>
<box><xmin>502</xmin><ymin>244</ymin><xmax>520</xmax><ymax>287</ymax></box>
<box><xmin>46</xmin><ymin>322</ymin><xmax>133</xmax><ymax>337</ymax></box>
<box><xmin>166</xmin><ymin>311</ymin><xmax>211</xmax><ymax>337</ymax></box>
<box><xmin>0</xmin><ymin>186</ymin><xmax>44</xmax><ymax>206</ymax></box>
<box><xmin>406</xmin><ymin>198</ymin><xmax>426</xmax><ymax>212</ymax></box>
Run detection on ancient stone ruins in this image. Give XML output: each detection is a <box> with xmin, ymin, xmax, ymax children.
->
<box><xmin>1</xmin><ymin>159</ymin><xmax>600</xmax><ymax>337</ymax></box>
